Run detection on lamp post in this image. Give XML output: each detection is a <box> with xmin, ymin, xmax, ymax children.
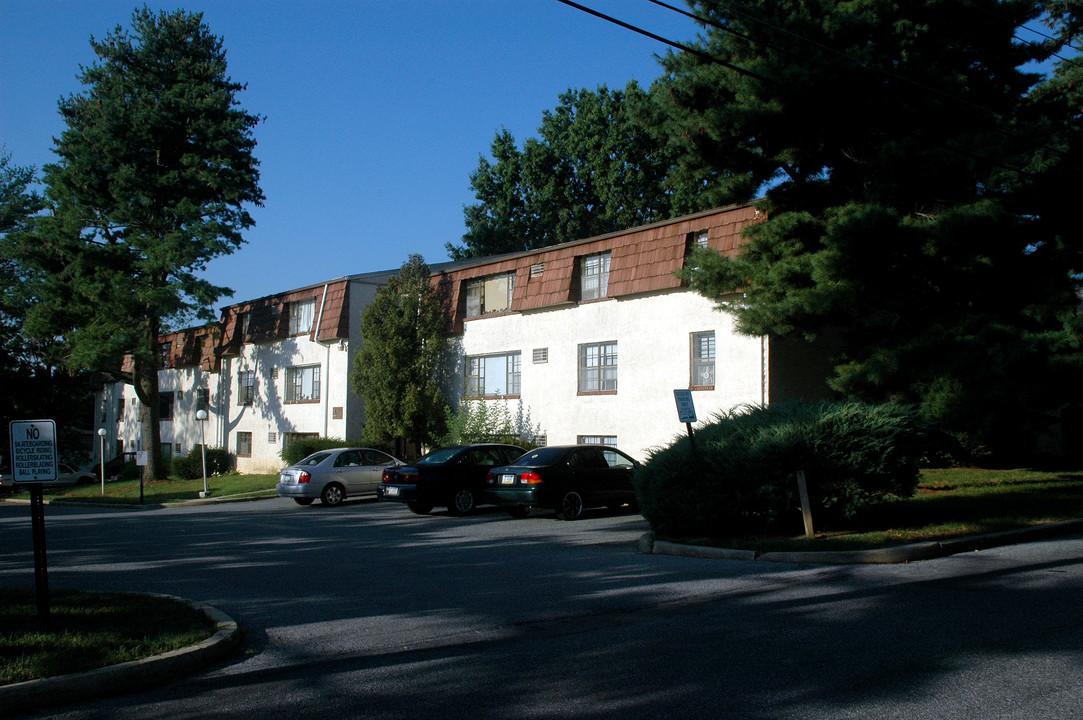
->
<box><xmin>196</xmin><ymin>409</ymin><xmax>209</xmax><ymax>497</ymax></box>
<box><xmin>97</xmin><ymin>428</ymin><xmax>106</xmax><ymax>496</ymax></box>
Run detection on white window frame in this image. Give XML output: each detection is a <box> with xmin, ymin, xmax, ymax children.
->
<box><xmin>288</xmin><ymin>297</ymin><xmax>317</xmax><ymax>335</ymax></box>
<box><xmin>465</xmin><ymin>272</ymin><xmax>516</xmax><ymax>318</ymax></box>
<box><xmin>285</xmin><ymin>364</ymin><xmax>321</xmax><ymax>403</ymax></box>
<box><xmin>691</xmin><ymin>331</ymin><xmax>716</xmax><ymax>389</ymax></box>
<box><xmin>578</xmin><ymin>341</ymin><xmax>618</xmax><ymax>394</ymax></box>
<box><xmin>238</xmin><ymin>370</ymin><xmax>255</xmax><ymax>406</ymax></box>
<box><xmin>465</xmin><ymin>352</ymin><xmax>521</xmax><ymax>398</ymax></box>
<box><xmin>236</xmin><ymin>431</ymin><xmax>252</xmax><ymax>457</ymax></box>
<box><xmin>579</xmin><ymin>252</ymin><xmax>611</xmax><ymax>301</ymax></box>
<box><xmin>577</xmin><ymin>435</ymin><xmax>618</xmax><ymax>447</ymax></box>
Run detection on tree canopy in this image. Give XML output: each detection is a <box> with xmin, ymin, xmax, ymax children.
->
<box><xmin>4</xmin><ymin>8</ymin><xmax>263</xmax><ymax>479</ymax></box>
<box><xmin>449</xmin><ymin>82</ymin><xmax>715</xmax><ymax>259</ymax></box>
<box><xmin>351</xmin><ymin>255</ymin><xmax>450</xmax><ymax>458</ymax></box>
<box><xmin>654</xmin><ymin>0</ymin><xmax>1083</xmax><ymax>455</ymax></box>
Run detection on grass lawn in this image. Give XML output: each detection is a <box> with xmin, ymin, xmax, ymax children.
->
<box><xmin>662</xmin><ymin>467</ymin><xmax>1083</xmax><ymax>553</ymax></box>
<box><xmin>34</xmin><ymin>473</ymin><xmax>280</xmax><ymax>504</ymax></box>
<box><xmin>0</xmin><ymin>589</ymin><xmax>215</xmax><ymax>686</ymax></box>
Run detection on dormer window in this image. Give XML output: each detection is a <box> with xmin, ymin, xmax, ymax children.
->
<box><xmin>465</xmin><ymin>272</ymin><xmax>515</xmax><ymax>318</ymax></box>
<box><xmin>288</xmin><ymin>298</ymin><xmax>316</xmax><ymax>335</ymax></box>
<box><xmin>579</xmin><ymin>252</ymin><xmax>610</xmax><ymax>301</ymax></box>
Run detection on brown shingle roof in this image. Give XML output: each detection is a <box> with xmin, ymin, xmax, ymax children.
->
<box><xmin>434</xmin><ymin>203</ymin><xmax>762</xmax><ymax>331</ymax></box>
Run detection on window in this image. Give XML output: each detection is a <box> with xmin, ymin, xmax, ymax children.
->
<box><xmin>577</xmin><ymin>435</ymin><xmax>618</xmax><ymax>447</ymax></box>
<box><xmin>465</xmin><ymin>352</ymin><xmax>521</xmax><ymax>397</ymax></box>
<box><xmin>689</xmin><ymin>229</ymin><xmax>709</xmax><ymax>249</ymax></box>
<box><xmin>238</xmin><ymin>371</ymin><xmax>255</xmax><ymax>405</ymax></box>
<box><xmin>236</xmin><ymin>432</ymin><xmax>252</xmax><ymax>457</ymax></box>
<box><xmin>288</xmin><ymin>297</ymin><xmax>316</xmax><ymax>335</ymax></box>
<box><xmin>196</xmin><ymin>388</ymin><xmax>210</xmax><ymax>412</ymax></box>
<box><xmin>578</xmin><ymin>341</ymin><xmax>618</xmax><ymax>393</ymax></box>
<box><xmin>465</xmin><ymin>272</ymin><xmax>515</xmax><ymax>318</ymax></box>
<box><xmin>159</xmin><ymin>391</ymin><xmax>174</xmax><ymax>421</ymax></box>
<box><xmin>579</xmin><ymin>252</ymin><xmax>610</xmax><ymax>301</ymax></box>
<box><xmin>158</xmin><ymin>341</ymin><xmax>172</xmax><ymax>369</ymax></box>
<box><xmin>268</xmin><ymin>432</ymin><xmax>277</xmax><ymax>444</ymax></box>
<box><xmin>530</xmin><ymin>262</ymin><xmax>545</xmax><ymax>278</ymax></box>
<box><xmin>691</xmin><ymin>331</ymin><xmax>716</xmax><ymax>389</ymax></box>
<box><xmin>286</xmin><ymin>365</ymin><xmax>321</xmax><ymax>403</ymax></box>
<box><xmin>240</xmin><ymin>312</ymin><xmax>250</xmax><ymax>339</ymax></box>
<box><xmin>117</xmin><ymin>398</ymin><xmax>125</xmax><ymax>421</ymax></box>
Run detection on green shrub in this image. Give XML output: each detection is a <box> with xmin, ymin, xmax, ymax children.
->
<box><xmin>279</xmin><ymin>437</ymin><xmax>349</xmax><ymax>466</ymax></box>
<box><xmin>440</xmin><ymin>400</ymin><xmax>542</xmax><ymax>450</ymax></box>
<box><xmin>634</xmin><ymin>401</ymin><xmax>928</xmax><ymax>539</ymax></box>
<box><xmin>172</xmin><ymin>447</ymin><xmax>234</xmax><ymax>479</ymax></box>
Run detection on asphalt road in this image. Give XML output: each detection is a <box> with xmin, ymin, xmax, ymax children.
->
<box><xmin>2</xmin><ymin>497</ymin><xmax>1082</xmax><ymax>720</ymax></box>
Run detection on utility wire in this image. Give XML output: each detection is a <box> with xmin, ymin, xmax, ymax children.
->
<box><xmin>553</xmin><ymin>0</ymin><xmax>779</xmax><ymax>85</ymax></box>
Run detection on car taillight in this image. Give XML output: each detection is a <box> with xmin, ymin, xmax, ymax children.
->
<box><xmin>298</xmin><ymin>471</ymin><xmax>311</xmax><ymax>484</ymax></box>
<box><xmin>521</xmin><ymin>471</ymin><xmax>542</xmax><ymax>484</ymax></box>
<box><xmin>382</xmin><ymin>470</ymin><xmax>393</xmax><ymax>483</ymax></box>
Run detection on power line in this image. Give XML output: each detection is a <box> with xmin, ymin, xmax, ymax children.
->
<box><xmin>552</xmin><ymin>0</ymin><xmax>779</xmax><ymax>86</ymax></box>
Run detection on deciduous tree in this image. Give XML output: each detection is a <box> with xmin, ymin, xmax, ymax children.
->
<box><xmin>449</xmin><ymin>82</ymin><xmax>712</xmax><ymax>259</ymax></box>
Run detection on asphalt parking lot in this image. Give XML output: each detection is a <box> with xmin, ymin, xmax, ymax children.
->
<box><xmin>3</xmin><ymin>496</ymin><xmax>1083</xmax><ymax>719</ymax></box>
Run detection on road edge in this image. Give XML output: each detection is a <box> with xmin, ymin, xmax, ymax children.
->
<box><xmin>0</xmin><ymin>596</ymin><xmax>241</xmax><ymax>715</ymax></box>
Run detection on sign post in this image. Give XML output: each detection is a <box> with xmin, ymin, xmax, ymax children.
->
<box><xmin>673</xmin><ymin>389</ymin><xmax>698</xmax><ymax>455</ymax></box>
<box><xmin>9</xmin><ymin>419</ymin><xmax>59</xmax><ymax>630</ymax></box>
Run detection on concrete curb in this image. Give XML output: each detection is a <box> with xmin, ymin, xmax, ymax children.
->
<box><xmin>638</xmin><ymin>518</ymin><xmax>1083</xmax><ymax>565</ymax></box>
<box><xmin>1</xmin><ymin>492</ymin><xmax>277</xmax><ymax>510</ymax></box>
<box><xmin>0</xmin><ymin>596</ymin><xmax>241</xmax><ymax>715</ymax></box>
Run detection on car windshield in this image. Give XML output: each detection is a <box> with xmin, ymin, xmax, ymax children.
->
<box><xmin>512</xmin><ymin>447</ymin><xmax>567</xmax><ymax>466</ymax></box>
<box><xmin>416</xmin><ymin>447</ymin><xmax>464</xmax><ymax>465</ymax></box>
<box><xmin>298</xmin><ymin>452</ymin><xmax>332</xmax><ymax>467</ymax></box>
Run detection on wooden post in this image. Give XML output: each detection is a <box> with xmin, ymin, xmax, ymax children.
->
<box><xmin>796</xmin><ymin>470</ymin><xmax>814</xmax><ymax>539</ymax></box>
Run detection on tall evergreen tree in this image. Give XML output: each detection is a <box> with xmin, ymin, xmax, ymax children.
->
<box><xmin>654</xmin><ymin>0</ymin><xmax>1083</xmax><ymax>455</ymax></box>
<box><xmin>6</xmin><ymin>8</ymin><xmax>263</xmax><ymax>479</ymax></box>
<box><xmin>449</xmin><ymin>81</ymin><xmax>712</xmax><ymax>259</ymax></box>
<box><xmin>351</xmin><ymin>255</ymin><xmax>450</xmax><ymax>458</ymax></box>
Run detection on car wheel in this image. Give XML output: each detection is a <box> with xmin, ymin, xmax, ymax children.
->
<box><xmin>448</xmin><ymin>488</ymin><xmax>476</xmax><ymax>516</ymax></box>
<box><xmin>506</xmin><ymin>506</ymin><xmax>530</xmax><ymax>519</ymax></box>
<box><xmin>293</xmin><ymin>498</ymin><xmax>315</xmax><ymax>506</ymax></box>
<box><xmin>407</xmin><ymin>501</ymin><xmax>433</xmax><ymax>515</ymax></box>
<box><xmin>321</xmin><ymin>483</ymin><xmax>345</xmax><ymax>507</ymax></box>
<box><xmin>556</xmin><ymin>490</ymin><xmax>585</xmax><ymax>521</ymax></box>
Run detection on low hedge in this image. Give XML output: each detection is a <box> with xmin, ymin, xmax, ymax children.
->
<box><xmin>279</xmin><ymin>437</ymin><xmax>349</xmax><ymax>466</ymax></box>
<box><xmin>634</xmin><ymin>401</ymin><xmax>928</xmax><ymax>538</ymax></box>
<box><xmin>172</xmin><ymin>447</ymin><xmax>234</xmax><ymax>479</ymax></box>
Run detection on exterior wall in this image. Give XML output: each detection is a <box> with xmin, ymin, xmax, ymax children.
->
<box><xmin>454</xmin><ymin>288</ymin><xmax>768</xmax><ymax>461</ymax></box>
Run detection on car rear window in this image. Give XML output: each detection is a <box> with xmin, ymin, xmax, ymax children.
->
<box><xmin>515</xmin><ymin>447</ymin><xmax>566</xmax><ymax>466</ymax></box>
<box><xmin>417</xmin><ymin>447</ymin><xmax>464</xmax><ymax>465</ymax></box>
<box><xmin>298</xmin><ymin>452</ymin><xmax>331</xmax><ymax>466</ymax></box>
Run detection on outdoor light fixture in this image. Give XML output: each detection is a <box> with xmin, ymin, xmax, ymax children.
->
<box><xmin>196</xmin><ymin>409</ymin><xmax>209</xmax><ymax>497</ymax></box>
<box><xmin>97</xmin><ymin>428</ymin><xmax>106</xmax><ymax>496</ymax></box>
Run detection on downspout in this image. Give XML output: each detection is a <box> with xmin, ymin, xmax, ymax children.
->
<box><xmin>315</xmin><ymin>283</ymin><xmax>330</xmax><ymax>437</ymax></box>
<box><xmin>761</xmin><ymin>335</ymin><xmax>768</xmax><ymax>407</ymax></box>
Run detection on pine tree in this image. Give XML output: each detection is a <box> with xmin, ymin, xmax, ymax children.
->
<box><xmin>9</xmin><ymin>8</ymin><xmax>263</xmax><ymax>479</ymax></box>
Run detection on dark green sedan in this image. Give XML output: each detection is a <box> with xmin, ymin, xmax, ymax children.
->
<box><xmin>484</xmin><ymin>445</ymin><xmax>639</xmax><ymax>520</ymax></box>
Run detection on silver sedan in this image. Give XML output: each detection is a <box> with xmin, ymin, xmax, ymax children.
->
<box><xmin>277</xmin><ymin>447</ymin><xmax>403</xmax><ymax>507</ymax></box>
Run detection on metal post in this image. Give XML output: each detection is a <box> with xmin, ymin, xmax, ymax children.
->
<box><xmin>98</xmin><ymin>428</ymin><xmax>106</xmax><ymax>496</ymax></box>
<box><xmin>796</xmin><ymin>470</ymin><xmax>814</xmax><ymax>539</ymax></box>
<box><xmin>29</xmin><ymin>484</ymin><xmax>50</xmax><ymax>630</ymax></box>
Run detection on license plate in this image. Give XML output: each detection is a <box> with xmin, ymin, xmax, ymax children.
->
<box><xmin>385</xmin><ymin>486</ymin><xmax>400</xmax><ymax>497</ymax></box>
<box><xmin>500</xmin><ymin>474</ymin><xmax>516</xmax><ymax>485</ymax></box>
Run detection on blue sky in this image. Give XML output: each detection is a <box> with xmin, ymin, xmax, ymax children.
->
<box><xmin>1</xmin><ymin>0</ymin><xmax>702</xmax><ymax>314</ymax></box>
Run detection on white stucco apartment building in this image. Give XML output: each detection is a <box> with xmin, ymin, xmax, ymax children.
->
<box><xmin>94</xmin><ymin>203</ymin><xmax>831</xmax><ymax>472</ymax></box>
